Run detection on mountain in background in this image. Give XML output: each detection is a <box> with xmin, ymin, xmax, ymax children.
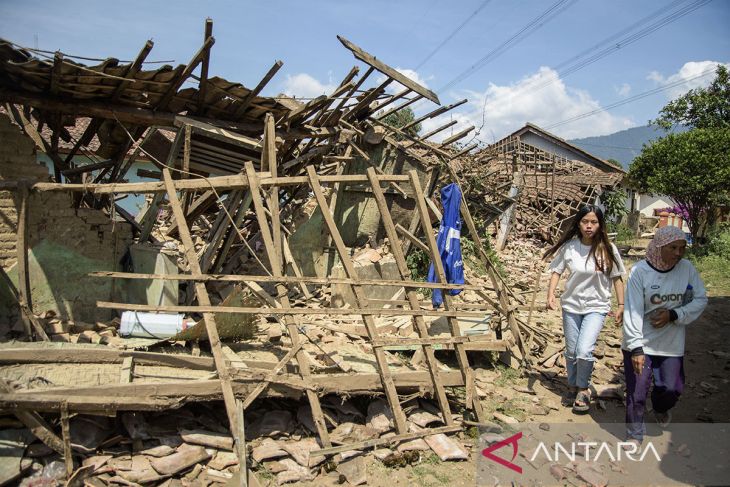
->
<box><xmin>568</xmin><ymin>125</ymin><xmax>689</xmax><ymax>169</ymax></box>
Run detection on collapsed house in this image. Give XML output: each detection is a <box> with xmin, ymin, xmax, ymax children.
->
<box><xmin>0</xmin><ymin>25</ymin><xmax>539</xmax><ymax>486</ymax></box>
<box><xmin>457</xmin><ymin>123</ymin><xmax>625</xmax><ymax>249</ymax></box>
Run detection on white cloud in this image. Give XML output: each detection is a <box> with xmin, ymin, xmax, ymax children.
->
<box><xmin>377</xmin><ymin>67</ymin><xmax>433</xmax><ymax>93</ymax></box>
<box><xmin>648</xmin><ymin>60</ymin><xmax>729</xmax><ymax>99</ymax></box>
<box><xmin>280</xmin><ymin>73</ymin><xmax>337</xmax><ymax>99</ymax></box>
<box><xmin>420</xmin><ymin>66</ymin><xmax>633</xmax><ymax>142</ymax></box>
<box><xmin>616</xmin><ymin>83</ymin><xmax>631</xmax><ymax>97</ymax></box>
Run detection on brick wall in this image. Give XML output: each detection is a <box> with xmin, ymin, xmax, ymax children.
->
<box><xmin>0</xmin><ymin>113</ymin><xmax>133</xmax><ymax>326</ymax></box>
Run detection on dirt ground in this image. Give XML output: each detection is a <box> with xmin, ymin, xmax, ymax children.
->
<box><xmin>295</xmin><ymin>261</ymin><xmax>730</xmax><ymax>487</ymax></box>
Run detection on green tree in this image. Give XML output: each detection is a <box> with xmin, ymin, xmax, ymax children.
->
<box><xmin>381</xmin><ymin>107</ymin><xmax>421</xmax><ymax>140</ymax></box>
<box><xmin>628</xmin><ymin>128</ymin><xmax>730</xmax><ymax>239</ymax></box>
<box><xmin>653</xmin><ymin>64</ymin><xmax>730</xmax><ymax>130</ymax></box>
<box><xmin>599</xmin><ymin>187</ymin><xmax>628</xmax><ymax>223</ymax></box>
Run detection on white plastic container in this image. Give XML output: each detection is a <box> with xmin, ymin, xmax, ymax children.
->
<box><xmin>120</xmin><ymin>311</ymin><xmax>188</xmax><ymax>339</ymax></box>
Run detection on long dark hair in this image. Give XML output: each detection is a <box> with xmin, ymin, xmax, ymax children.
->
<box><xmin>543</xmin><ymin>205</ymin><xmax>618</xmax><ymax>274</ymax></box>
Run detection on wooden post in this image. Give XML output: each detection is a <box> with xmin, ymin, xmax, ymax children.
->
<box><xmin>306</xmin><ymin>165</ymin><xmax>409</xmax><ymax>434</ymax></box>
<box><xmin>161</xmin><ymin>168</ymin><xmax>247</xmax><ymax>487</ymax></box>
<box><xmin>407</xmin><ymin>171</ymin><xmax>485</xmax><ymax>421</ymax></box>
<box><xmin>495</xmin><ymin>168</ymin><xmax>524</xmax><ymax>251</ymax></box>
<box><xmin>60</xmin><ymin>401</ymin><xmax>73</xmax><ymax>477</ymax></box>
<box><xmin>16</xmin><ymin>181</ymin><xmax>48</xmax><ymax>341</ymax></box>
<box><xmin>365</xmin><ymin>168</ymin><xmax>453</xmax><ymax>426</ymax></box>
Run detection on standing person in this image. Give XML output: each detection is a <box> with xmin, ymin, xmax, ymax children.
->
<box><xmin>544</xmin><ymin>205</ymin><xmax>626</xmax><ymax>413</ymax></box>
<box><xmin>622</xmin><ymin>226</ymin><xmax>707</xmax><ymax>442</ymax></box>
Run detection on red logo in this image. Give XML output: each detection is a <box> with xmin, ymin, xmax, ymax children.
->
<box><xmin>481</xmin><ymin>432</ymin><xmax>523</xmax><ymax>474</ymax></box>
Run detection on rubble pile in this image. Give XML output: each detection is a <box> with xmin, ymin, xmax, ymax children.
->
<box><xmin>0</xmin><ymin>22</ymin><xmax>533</xmax><ymax>486</ymax></box>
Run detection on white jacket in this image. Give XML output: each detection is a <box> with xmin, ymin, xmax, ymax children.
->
<box><xmin>622</xmin><ymin>259</ymin><xmax>708</xmax><ymax>357</ymax></box>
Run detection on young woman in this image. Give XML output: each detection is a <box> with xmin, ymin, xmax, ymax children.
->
<box><xmin>545</xmin><ymin>205</ymin><xmax>625</xmax><ymax>413</ymax></box>
<box><xmin>623</xmin><ymin>225</ymin><xmax>707</xmax><ymax>442</ymax></box>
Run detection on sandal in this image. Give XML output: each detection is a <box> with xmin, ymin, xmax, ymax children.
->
<box><xmin>572</xmin><ymin>390</ymin><xmax>591</xmax><ymax>413</ymax></box>
<box><xmin>561</xmin><ymin>389</ymin><xmax>577</xmax><ymax>407</ymax></box>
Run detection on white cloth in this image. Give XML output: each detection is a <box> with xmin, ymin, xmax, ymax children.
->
<box><xmin>622</xmin><ymin>259</ymin><xmax>708</xmax><ymax>357</ymax></box>
<box><xmin>548</xmin><ymin>239</ymin><xmax>625</xmax><ymax>314</ymax></box>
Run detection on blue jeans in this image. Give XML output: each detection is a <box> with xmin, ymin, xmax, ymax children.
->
<box><xmin>562</xmin><ymin>310</ymin><xmax>607</xmax><ymax>388</ymax></box>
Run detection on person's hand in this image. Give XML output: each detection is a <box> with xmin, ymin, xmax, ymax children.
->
<box><xmin>650</xmin><ymin>309</ymin><xmax>671</xmax><ymax>328</ymax></box>
<box><xmin>612</xmin><ymin>305</ymin><xmax>624</xmax><ymax>326</ymax></box>
<box><xmin>547</xmin><ymin>294</ymin><xmax>557</xmax><ymax>310</ymax></box>
<box><xmin>631</xmin><ymin>354</ymin><xmax>645</xmax><ymax>374</ymax></box>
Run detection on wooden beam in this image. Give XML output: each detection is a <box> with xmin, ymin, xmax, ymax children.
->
<box><xmin>337</xmin><ymin>36</ymin><xmax>439</xmax><ymax>104</ymax></box>
<box><xmin>157</xmin><ymin>36</ymin><xmax>215</xmax><ymax>110</ymax></box>
<box><xmin>0</xmin><ymin>173</ymin><xmax>413</xmax><ymax>194</ymax></box>
<box><xmin>233</xmin><ymin>61</ymin><xmax>284</xmax><ymax>119</ymax></box>
<box><xmin>403</xmin><ymin>99</ymin><xmax>467</xmax><ymax>130</ymax></box>
<box><xmin>16</xmin><ymin>182</ymin><xmax>48</xmax><ymax>341</ymax></box>
<box><xmin>439</xmin><ymin>125</ymin><xmax>475</xmax><ymax>147</ymax></box>
<box><xmin>61</xmin><ymin>402</ymin><xmax>74</xmax><ymax>477</ymax></box>
<box><xmin>88</xmin><ymin>271</ymin><xmax>481</xmax><ymax>290</ymax></box>
<box><xmin>197</xmin><ymin>18</ymin><xmax>214</xmax><ymax>114</ymax></box>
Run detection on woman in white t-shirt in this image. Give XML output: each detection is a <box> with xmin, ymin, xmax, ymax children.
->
<box><xmin>544</xmin><ymin>205</ymin><xmax>626</xmax><ymax>413</ymax></box>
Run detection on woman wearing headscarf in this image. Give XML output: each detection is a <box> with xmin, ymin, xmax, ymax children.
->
<box><xmin>544</xmin><ymin>205</ymin><xmax>626</xmax><ymax>413</ymax></box>
<box><xmin>623</xmin><ymin>225</ymin><xmax>708</xmax><ymax>442</ymax></box>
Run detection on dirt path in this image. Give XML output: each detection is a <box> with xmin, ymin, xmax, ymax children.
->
<box><xmin>306</xmin><ymin>263</ymin><xmax>730</xmax><ymax>486</ymax></box>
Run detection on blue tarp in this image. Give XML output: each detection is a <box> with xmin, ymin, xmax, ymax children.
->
<box><xmin>427</xmin><ymin>183</ymin><xmax>464</xmax><ymax>307</ymax></box>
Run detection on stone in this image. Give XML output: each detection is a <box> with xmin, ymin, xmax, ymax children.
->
<box><xmin>179</xmin><ymin>429</ymin><xmax>233</xmax><ymax>450</ymax></box>
<box><xmin>336</xmin><ymin>455</ymin><xmax>367</xmax><ymax>485</ymax></box>
<box><xmin>492</xmin><ymin>412</ymin><xmax>519</xmax><ymax>425</ymax></box>
<box><xmin>408</xmin><ymin>409</ymin><xmax>443</xmax><ymax>428</ymax></box>
<box><xmin>255</xmin><ymin>410</ymin><xmax>293</xmax><ymax>437</ymax></box>
<box><xmin>0</xmin><ymin>429</ymin><xmax>32</xmax><ymax>486</ymax></box>
<box><xmin>281</xmin><ymin>438</ymin><xmax>325</xmax><ymax>468</ymax></box>
<box><xmin>276</xmin><ymin>458</ymin><xmax>314</xmax><ymax>484</ymax></box>
<box><xmin>207</xmin><ymin>451</ymin><xmax>238</xmax><ymax>470</ymax></box>
<box><xmin>251</xmin><ymin>438</ymin><xmax>287</xmax><ymax>463</ymax></box>
<box><xmin>396</xmin><ymin>438</ymin><xmax>430</xmax><ymax>452</ymax></box>
<box><xmin>139</xmin><ymin>445</ymin><xmax>175</xmax><ymax>457</ymax></box>
<box><xmin>150</xmin><ymin>443</ymin><xmax>211</xmax><ymax>475</ymax></box>
<box><xmin>366</xmin><ymin>399</ymin><xmax>394</xmax><ymax>434</ymax></box>
<box><xmin>372</xmin><ymin>448</ymin><xmax>393</xmax><ymax>461</ymax></box>
<box><xmin>424</xmin><ymin>433</ymin><xmax>468</xmax><ymax>461</ymax></box>
<box><xmin>82</xmin><ymin>455</ymin><xmax>113</xmax><ymax>472</ymax></box>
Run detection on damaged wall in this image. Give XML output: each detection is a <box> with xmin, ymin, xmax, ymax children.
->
<box><xmin>0</xmin><ymin>114</ymin><xmax>133</xmax><ymax>327</ymax></box>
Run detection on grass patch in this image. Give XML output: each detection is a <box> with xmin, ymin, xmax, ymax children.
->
<box><xmin>412</xmin><ymin>465</ymin><xmax>451</xmax><ymax>486</ymax></box>
<box><xmin>689</xmin><ymin>253</ymin><xmax>730</xmax><ymax>296</ymax></box>
<box><xmin>494</xmin><ymin>365</ymin><xmax>521</xmax><ymax>387</ymax></box>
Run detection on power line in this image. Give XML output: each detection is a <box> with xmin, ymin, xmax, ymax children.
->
<box><xmin>414</xmin><ymin>0</ymin><xmax>494</xmax><ymax>71</ymax></box>
<box><xmin>436</xmin><ymin>0</ymin><xmax>578</xmax><ymax>94</ymax></box>
<box><xmin>543</xmin><ymin>68</ymin><xmax>716</xmax><ymax>130</ymax></box>
<box><xmin>480</xmin><ymin>0</ymin><xmax>711</xmax><ymax>111</ymax></box>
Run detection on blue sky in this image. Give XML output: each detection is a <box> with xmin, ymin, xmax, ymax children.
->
<box><xmin>1</xmin><ymin>0</ymin><xmax>728</xmax><ymax>142</ymax></box>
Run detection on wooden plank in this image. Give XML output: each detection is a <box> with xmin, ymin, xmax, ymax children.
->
<box><xmin>337</xmin><ymin>36</ymin><xmax>439</xmax><ymax>104</ymax></box>
<box><xmin>0</xmin><ymin>348</ymin><xmax>215</xmax><ymax>369</ymax></box>
<box><xmin>439</xmin><ymin>125</ymin><xmax>475</xmax><ymax>147</ymax></box>
<box><xmin>403</xmin><ymin>99</ymin><xmax>467</xmax><ymax>130</ymax></box>
<box><xmin>306</xmin><ymin>165</ymin><xmax>408</xmax><ymax>435</ymax></box>
<box><xmin>244</xmin><ymin>161</ymin><xmax>331</xmax><ymax>448</ymax></box>
<box><xmin>365</xmin><ymin>167</ymin><xmax>453</xmax><ymax>427</ymax></box>
<box><xmin>88</xmin><ymin>271</ymin><xmax>481</xmax><ymax>291</ymax></box>
<box><xmin>408</xmin><ymin>170</ymin><xmax>485</xmax><ymax>422</ymax></box>
<box><xmin>165</xmin><ymin>190</ymin><xmax>216</xmax><ymax>238</ymax></box>
<box><xmin>212</xmin><ymin>191</ymin><xmax>252</xmax><ymax>273</ymax></box>
<box><xmin>407</xmin><ymin>120</ymin><xmax>457</xmax><ymax>145</ymax></box>
<box><xmin>375</xmin><ymin>94</ymin><xmax>424</xmax><ymax>121</ymax></box>
<box><xmin>161</xmin><ymin>167</ymin><xmax>248</xmax><ymax>476</ymax></box>
<box><xmin>316</xmin><ymin>425</ymin><xmax>461</xmax><ymax>456</ymax></box>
